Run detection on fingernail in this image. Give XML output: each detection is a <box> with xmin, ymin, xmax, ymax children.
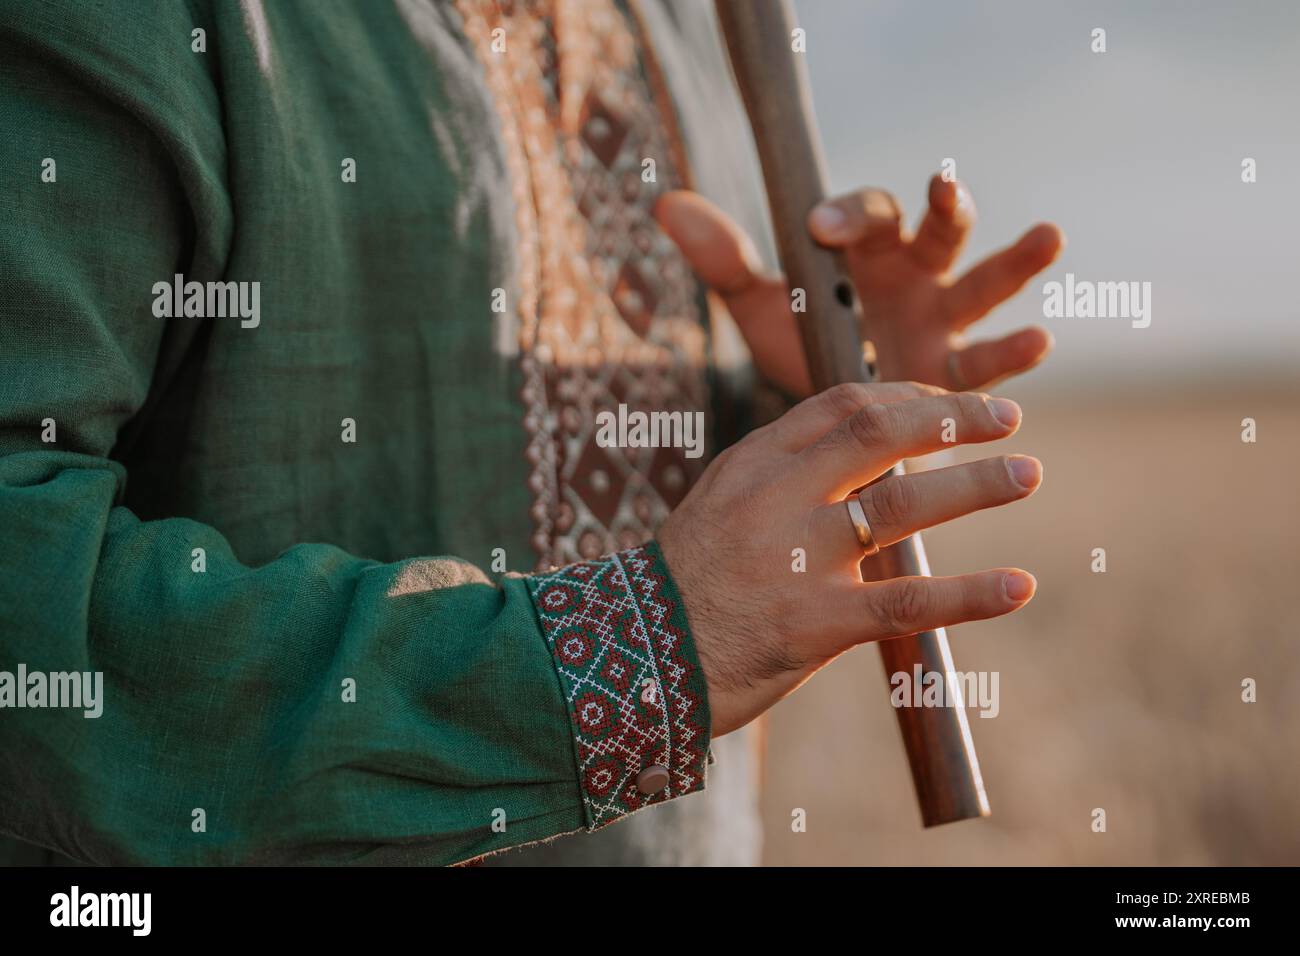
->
<box><xmin>810</xmin><ymin>203</ymin><xmax>846</xmax><ymax>235</ymax></box>
<box><xmin>987</xmin><ymin>397</ymin><xmax>1021</xmax><ymax>428</ymax></box>
<box><xmin>1003</xmin><ymin>571</ymin><xmax>1036</xmax><ymax>602</ymax></box>
<box><xmin>1007</xmin><ymin>455</ymin><xmax>1041</xmax><ymax>490</ymax></box>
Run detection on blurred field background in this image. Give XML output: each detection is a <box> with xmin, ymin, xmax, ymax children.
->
<box><xmin>756</xmin><ymin>0</ymin><xmax>1299</xmax><ymax>865</ymax></box>
<box><xmin>760</xmin><ymin>381</ymin><xmax>1300</xmax><ymax>864</ymax></box>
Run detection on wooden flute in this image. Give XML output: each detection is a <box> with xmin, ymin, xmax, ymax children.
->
<box><xmin>714</xmin><ymin>0</ymin><xmax>990</xmax><ymax>826</ymax></box>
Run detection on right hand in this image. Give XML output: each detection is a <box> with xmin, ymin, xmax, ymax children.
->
<box><xmin>656</xmin><ymin>381</ymin><xmax>1042</xmax><ymax>737</ymax></box>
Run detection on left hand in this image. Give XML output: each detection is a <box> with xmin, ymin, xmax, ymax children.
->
<box><xmin>654</xmin><ymin>175</ymin><xmax>1064</xmax><ymax>396</ymax></box>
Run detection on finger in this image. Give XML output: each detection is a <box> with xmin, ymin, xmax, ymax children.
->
<box><xmin>797</xmin><ymin>391</ymin><xmax>1023</xmax><ymax>500</ymax></box>
<box><xmin>763</xmin><ymin>380</ymin><xmax>946</xmax><ymax>453</ymax></box>
<box><xmin>909</xmin><ymin>175</ymin><xmax>975</xmax><ymax>274</ymax></box>
<box><xmin>654</xmin><ymin>190</ymin><xmax>771</xmax><ymax>298</ymax></box>
<box><xmin>811</xmin><ymin>455</ymin><xmax>1042</xmax><ymax>566</ymax></box>
<box><xmin>837</xmin><ymin>569</ymin><xmax>1037</xmax><ymax>646</ymax></box>
<box><xmin>951</xmin><ymin>326</ymin><xmax>1054</xmax><ymax>390</ymax></box>
<box><xmin>807</xmin><ymin>188</ymin><xmax>904</xmax><ymax>253</ymax></box>
<box><xmin>654</xmin><ymin>191</ymin><xmax>811</xmax><ymax>395</ymax></box>
<box><xmin>942</xmin><ymin>223</ymin><xmax>1064</xmax><ymax>330</ymax></box>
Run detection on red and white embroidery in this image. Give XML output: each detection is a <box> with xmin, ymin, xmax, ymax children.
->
<box><xmin>527</xmin><ymin>542</ymin><xmax>709</xmax><ymax>827</ymax></box>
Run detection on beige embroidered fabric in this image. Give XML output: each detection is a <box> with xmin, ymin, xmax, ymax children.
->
<box><xmin>455</xmin><ymin>0</ymin><xmax>710</xmax><ymax>570</ymax></box>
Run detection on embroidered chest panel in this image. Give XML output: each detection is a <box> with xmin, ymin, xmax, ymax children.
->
<box><xmin>456</xmin><ymin>0</ymin><xmax>710</xmax><ymax>569</ymax></box>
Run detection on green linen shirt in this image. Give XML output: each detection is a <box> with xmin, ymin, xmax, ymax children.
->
<box><xmin>0</xmin><ymin>0</ymin><xmax>774</xmax><ymax>865</ymax></box>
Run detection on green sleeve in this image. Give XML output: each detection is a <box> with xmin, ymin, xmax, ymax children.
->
<box><xmin>0</xmin><ymin>4</ymin><xmax>709</xmax><ymax>865</ymax></box>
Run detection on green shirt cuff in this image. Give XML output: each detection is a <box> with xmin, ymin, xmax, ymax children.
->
<box><xmin>525</xmin><ymin>541</ymin><xmax>711</xmax><ymax>829</ymax></box>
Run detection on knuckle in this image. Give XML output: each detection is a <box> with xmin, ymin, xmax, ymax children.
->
<box><xmin>965</xmin><ymin>456</ymin><xmax>1004</xmax><ymax>495</ymax></box>
<box><xmin>906</xmin><ymin>380</ymin><xmax>947</xmax><ymax>398</ymax></box>
<box><xmin>953</xmin><ymin>577</ymin><xmax>995</xmax><ymax>624</ymax></box>
<box><xmin>970</xmin><ymin>574</ymin><xmax>1000</xmax><ymax>614</ymax></box>
<box><xmin>871</xmin><ymin>579</ymin><xmax>930</xmax><ymax>635</ymax></box>
<box><xmin>955</xmin><ymin>391</ymin><xmax>988</xmax><ymax>425</ymax></box>
<box><xmin>847</xmin><ymin>401</ymin><xmax>896</xmax><ymax>450</ymax></box>
<box><xmin>706</xmin><ymin>443</ymin><xmax>770</xmax><ymax>505</ymax></box>
<box><xmin>710</xmin><ymin>444</ymin><xmax>737</xmax><ymax>471</ymax></box>
<box><xmin>864</xmin><ymin>477</ymin><xmax>914</xmax><ymax>533</ymax></box>
<box><xmin>706</xmin><ymin>443</ymin><xmax>746</xmax><ymax>483</ymax></box>
<box><xmin>820</xmin><ymin>382</ymin><xmax>873</xmax><ymax>420</ymax></box>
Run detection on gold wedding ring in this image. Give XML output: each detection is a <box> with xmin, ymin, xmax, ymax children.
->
<box><xmin>845</xmin><ymin>492</ymin><xmax>880</xmax><ymax>556</ymax></box>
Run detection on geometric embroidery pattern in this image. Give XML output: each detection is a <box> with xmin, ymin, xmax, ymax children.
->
<box><xmin>455</xmin><ymin>0</ymin><xmax>710</xmax><ymax>570</ymax></box>
<box><xmin>526</xmin><ymin>541</ymin><xmax>710</xmax><ymax>828</ymax></box>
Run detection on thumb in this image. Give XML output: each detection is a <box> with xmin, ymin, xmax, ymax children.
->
<box><xmin>653</xmin><ymin>190</ymin><xmax>769</xmax><ymax>297</ymax></box>
<box><xmin>655</xmin><ymin>191</ymin><xmax>812</xmax><ymax>398</ymax></box>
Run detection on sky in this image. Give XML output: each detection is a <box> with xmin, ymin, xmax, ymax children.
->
<box><xmin>790</xmin><ymin>0</ymin><xmax>1300</xmax><ymax>386</ymax></box>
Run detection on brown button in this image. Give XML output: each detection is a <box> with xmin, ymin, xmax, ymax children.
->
<box><xmin>635</xmin><ymin>764</ymin><xmax>670</xmax><ymax>795</ymax></box>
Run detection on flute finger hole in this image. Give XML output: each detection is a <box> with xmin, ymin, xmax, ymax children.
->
<box><xmin>833</xmin><ymin>279</ymin><xmax>855</xmax><ymax>308</ymax></box>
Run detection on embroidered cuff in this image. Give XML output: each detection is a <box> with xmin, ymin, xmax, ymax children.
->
<box><xmin>526</xmin><ymin>541</ymin><xmax>711</xmax><ymax>829</ymax></box>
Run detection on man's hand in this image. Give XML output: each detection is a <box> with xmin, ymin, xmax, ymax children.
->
<box><xmin>656</xmin><ymin>381</ymin><xmax>1041</xmax><ymax>737</ymax></box>
<box><xmin>654</xmin><ymin>176</ymin><xmax>1064</xmax><ymax>395</ymax></box>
